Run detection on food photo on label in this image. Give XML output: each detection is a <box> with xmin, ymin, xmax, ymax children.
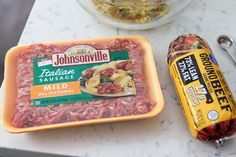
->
<box><xmin>1</xmin><ymin>36</ymin><xmax>164</xmax><ymax>133</ymax></box>
<box><xmin>167</xmin><ymin>34</ymin><xmax>236</xmax><ymax>145</ymax></box>
<box><xmin>79</xmin><ymin>60</ymin><xmax>136</xmax><ymax>96</ymax></box>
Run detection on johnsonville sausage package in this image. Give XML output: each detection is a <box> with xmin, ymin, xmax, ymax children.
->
<box><xmin>167</xmin><ymin>34</ymin><xmax>236</xmax><ymax>143</ymax></box>
<box><xmin>2</xmin><ymin>36</ymin><xmax>164</xmax><ymax>133</ymax></box>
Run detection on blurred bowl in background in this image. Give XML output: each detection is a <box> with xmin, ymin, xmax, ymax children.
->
<box><xmin>77</xmin><ymin>0</ymin><xmax>192</xmax><ymax>30</ymax></box>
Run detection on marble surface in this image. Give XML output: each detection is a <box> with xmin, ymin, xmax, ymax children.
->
<box><xmin>1</xmin><ymin>0</ymin><xmax>236</xmax><ymax>156</ymax></box>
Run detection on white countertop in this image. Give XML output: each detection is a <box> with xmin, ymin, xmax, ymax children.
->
<box><xmin>1</xmin><ymin>0</ymin><xmax>236</xmax><ymax>156</ymax></box>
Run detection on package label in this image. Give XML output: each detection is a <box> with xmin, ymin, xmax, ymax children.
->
<box><xmin>31</xmin><ymin>45</ymin><xmax>136</xmax><ymax>106</ymax></box>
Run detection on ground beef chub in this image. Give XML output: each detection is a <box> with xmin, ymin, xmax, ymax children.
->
<box><xmin>168</xmin><ymin>34</ymin><xmax>236</xmax><ymax>141</ymax></box>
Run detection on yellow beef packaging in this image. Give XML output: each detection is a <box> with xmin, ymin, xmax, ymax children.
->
<box><xmin>168</xmin><ymin>34</ymin><xmax>236</xmax><ymax>142</ymax></box>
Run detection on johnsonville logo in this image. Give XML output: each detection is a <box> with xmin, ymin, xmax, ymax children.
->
<box><xmin>52</xmin><ymin>45</ymin><xmax>110</xmax><ymax>67</ymax></box>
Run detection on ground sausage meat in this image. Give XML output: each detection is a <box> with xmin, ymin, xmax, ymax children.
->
<box><xmin>13</xmin><ymin>39</ymin><xmax>156</xmax><ymax>128</ymax></box>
